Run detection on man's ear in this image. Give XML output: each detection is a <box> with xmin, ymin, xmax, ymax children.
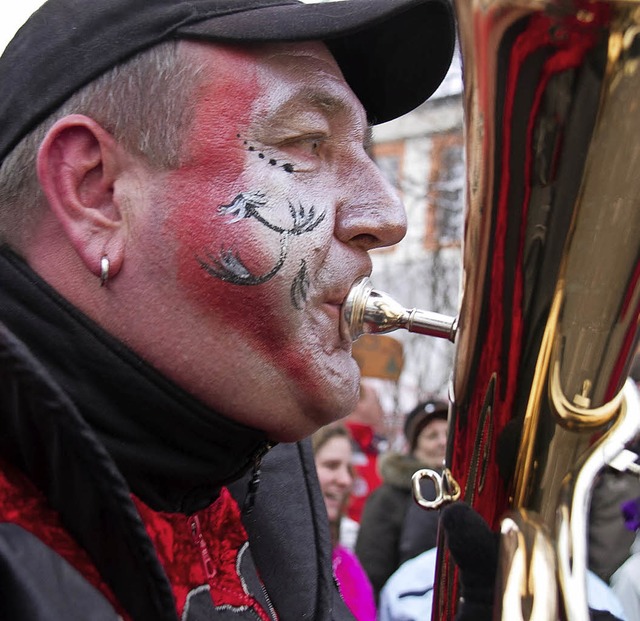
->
<box><xmin>36</xmin><ymin>114</ymin><xmax>129</xmax><ymax>279</ymax></box>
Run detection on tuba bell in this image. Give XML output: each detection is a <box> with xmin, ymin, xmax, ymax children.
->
<box><xmin>341</xmin><ymin>0</ymin><xmax>640</xmax><ymax>618</ymax></box>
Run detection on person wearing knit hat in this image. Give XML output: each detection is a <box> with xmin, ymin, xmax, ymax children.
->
<box><xmin>403</xmin><ymin>399</ymin><xmax>449</xmax><ymax>467</ymax></box>
<box><xmin>355</xmin><ymin>398</ymin><xmax>449</xmax><ymax>601</ymax></box>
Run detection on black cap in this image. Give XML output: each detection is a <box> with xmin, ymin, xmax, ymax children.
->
<box><xmin>404</xmin><ymin>398</ymin><xmax>448</xmax><ymax>452</ymax></box>
<box><xmin>0</xmin><ymin>0</ymin><xmax>455</xmax><ymax>165</ymax></box>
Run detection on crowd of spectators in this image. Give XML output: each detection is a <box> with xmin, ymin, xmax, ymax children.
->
<box><xmin>317</xmin><ymin>371</ymin><xmax>640</xmax><ymax>621</ymax></box>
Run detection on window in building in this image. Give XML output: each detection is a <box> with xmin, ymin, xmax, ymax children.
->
<box><xmin>372</xmin><ymin>140</ymin><xmax>404</xmax><ymax>193</ymax></box>
<box><xmin>425</xmin><ymin>132</ymin><xmax>464</xmax><ymax>250</ymax></box>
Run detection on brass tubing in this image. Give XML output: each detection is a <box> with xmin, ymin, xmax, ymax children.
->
<box><xmin>556</xmin><ymin>380</ymin><xmax>640</xmax><ymax>621</ymax></box>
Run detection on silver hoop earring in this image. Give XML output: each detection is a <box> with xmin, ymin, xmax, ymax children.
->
<box><xmin>100</xmin><ymin>255</ymin><xmax>110</xmax><ymax>287</ymax></box>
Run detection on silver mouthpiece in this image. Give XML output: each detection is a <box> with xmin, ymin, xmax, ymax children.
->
<box><xmin>340</xmin><ymin>276</ymin><xmax>458</xmax><ymax>343</ymax></box>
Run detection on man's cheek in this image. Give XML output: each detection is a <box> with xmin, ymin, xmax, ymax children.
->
<box><xmin>171</xmin><ymin>209</ymin><xmax>293</xmax><ymax>340</ymax></box>
<box><xmin>177</xmin><ymin>216</ymin><xmax>270</xmax><ymax>295</ymax></box>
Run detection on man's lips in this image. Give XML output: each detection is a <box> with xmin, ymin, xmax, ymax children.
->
<box><xmin>322</xmin><ymin>301</ymin><xmax>342</xmax><ymax>319</ymax></box>
<box><xmin>324</xmin><ymin>276</ymin><xmax>368</xmax><ymax>321</ymax></box>
<box><xmin>314</xmin><ymin>271</ymin><xmax>370</xmax><ymax>344</ymax></box>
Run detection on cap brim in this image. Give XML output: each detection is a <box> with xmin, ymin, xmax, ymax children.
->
<box><xmin>0</xmin><ymin>0</ymin><xmax>455</xmax><ymax>163</ymax></box>
<box><xmin>178</xmin><ymin>0</ymin><xmax>456</xmax><ymax>125</ymax></box>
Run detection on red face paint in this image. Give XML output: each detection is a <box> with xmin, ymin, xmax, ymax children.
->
<box><xmin>133</xmin><ymin>41</ymin><xmax>406</xmax><ymax>441</ymax></box>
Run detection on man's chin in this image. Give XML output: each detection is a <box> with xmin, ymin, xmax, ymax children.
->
<box><xmin>265</xmin><ymin>413</ymin><xmax>341</xmax><ymax>443</ymax></box>
<box><xmin>260</xmin><ymin>358</ymin><xmax>361</xmax><ymax>442</ymax></box>
<box><xmin>266</xmin><ymin>395</ymin><xmax>359</xmax><ymax>443</ymax></box>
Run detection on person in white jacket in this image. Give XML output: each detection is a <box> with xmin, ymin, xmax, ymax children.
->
<box><xmin>378</xmin><ymin>548</ymin><xmax>437</xmax><ymax>621</ymax></box>
<box><xmin>379</xmin><ymin>547</ymin><xmax>630</xmax><ymax>621</ymax></box>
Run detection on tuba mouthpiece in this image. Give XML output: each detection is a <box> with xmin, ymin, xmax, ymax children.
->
<box><xmin>340</xmin><ymin>276</ymin><xmax>457</xmax><ymax>343</ymax></box>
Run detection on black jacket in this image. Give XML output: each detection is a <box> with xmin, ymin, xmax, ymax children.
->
<box><xmin>355</xmin><ymin>452</ymin><xmax>440</xmax><ymax>599</ymax></box>
<box><xmin>0</xmin><ymin>247</ymin><xmax>353</xmax><ymax>621</ymax></box>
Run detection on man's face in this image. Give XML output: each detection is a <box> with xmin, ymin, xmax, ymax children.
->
<box><xmin>124</xmin><ymin>41</ymin><xmax>406</xmax><ymax>441</ymax></box>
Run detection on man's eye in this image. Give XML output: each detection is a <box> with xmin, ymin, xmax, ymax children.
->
<box><xmin>297</xmin><ymin>136</ymin><xmax>323</xmax><ymax>155</ymax></box>
<box><xmin>271</xmin><ymin>134</ymin><xmax>327</xmax><ymax>172</ymax></box>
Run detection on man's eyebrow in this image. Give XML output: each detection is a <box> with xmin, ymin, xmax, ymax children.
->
<box><xmin>305</xmin><ymin>90</ymin><xmax>350</xmax><ymax>116</ymax></box>
<box><xmin>261</xmin><ymin>88</ymin><xmax>368</xmax><ymax>134</ymax></box>
<box><xmin>307</xmin><ymin>93</ymin><xmax>373</xmax><ymax>149</ymax></box>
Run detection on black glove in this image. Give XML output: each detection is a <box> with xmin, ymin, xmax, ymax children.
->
<box><xmin>441</xmin><ymin>502</ymin><xmax>499</xmax><ymax>621</ymax></box>
<box><xmin>441</xmin><ymin>502</ymin><xmax>623</xmax><ymax>621</ymax></box>
<box><xmin>590</xmin><ymin>611</ymin><xmax>623</xmax><ymax>621</ymax></box>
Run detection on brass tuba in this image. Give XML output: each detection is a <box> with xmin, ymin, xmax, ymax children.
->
<box><xmin>341</xmin><ymin>0</ymin><xmax>640</xmax><ymax>618</ymax></box>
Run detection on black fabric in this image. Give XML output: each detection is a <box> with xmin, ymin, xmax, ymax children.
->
<box><xmin>0</xmin><ymin>246</ymin><xmax>269</xmax><ymax>513</ymax></box>
<box><xmin>0</xmin><ymin>525</ymin><xmax>121</xmax><ymax>621</ymax></box>
<box><xmin>398</xmin><ymin>480</ymin><xmax>441</xmax><ymax>564</ymax></box>
<box><xmin>355</xmin><ymin>453</ymin><xmax>439</xmax><ymax>600</ymax></box>
<box><xmin>590</xmin><ymin>612</ymin><xmax>623</xmax><ymax>621</ymax></box>
<box><xmin>441</xmin><ymin>503</ymin><xmax>499</xmax><ymax>621</ymax></box>
<box><xmin>0</xmin><ymin>0</ymin><xmax>455</xmax><ymax>163</ymax></box>
<box><xmin>229</xmin><ymin>441</ymin><xmax>356</xmax><ymax>621</ymax></box>
<box><xmin>0</xmin><ymin>320</ymin><xmax>178</xmax><ymax>621</ymax></box>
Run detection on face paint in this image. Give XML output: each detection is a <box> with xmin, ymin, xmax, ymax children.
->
<box><xmin>241</xmin><ymin>137</ymin><xmax>296</xmax><ymax>174</ymax></box>
<box><xmin>130</xmin><ymin>40</ymin><xmax>407</xmax><ymax>441</ymax></box>
<box><xmin>198</xmin><ymin>190</ymin><xmax>325</xmax><ymax>300</ymax></box>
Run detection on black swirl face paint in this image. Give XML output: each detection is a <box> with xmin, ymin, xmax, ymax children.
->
<box><xmin>290</xmin><ymin>259</ymin><xmax>310</xmax><ymax>310</ymax></box>
<box><xmin>198</xmin><ymin>191</ymin><xmax>325</xmax><ymax>308</ymax></box>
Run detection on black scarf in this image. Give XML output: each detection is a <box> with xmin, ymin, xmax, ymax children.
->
<box><xmin>0</xmin><ymin>246</ymin><xmax>269</xmax><ymax>514</ymax></box>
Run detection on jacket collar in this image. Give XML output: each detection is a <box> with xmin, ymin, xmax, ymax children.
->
<box><xmin>378</xmin><ymin>452</ymin><xmax>428</xmax><ymax>490</ymax></box>
<box><xmin>0</xmin><ymin>246</ymin><xmax>270</xmax><ymax>514</ymax></box>
<box><xmin>0</xmin><ymin>314</ymin><xmax>179</xmax><ymax>620</ymax></box>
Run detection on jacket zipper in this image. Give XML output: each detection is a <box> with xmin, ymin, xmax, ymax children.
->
<box><xmin>189</xmin><ymin>515</ymin><xmax>216</xmax><ymax>581</ymax></box>
<box><xmin>243</xmin><ymin>442</ymin><xmax>275</xmax><ymax>515</ymax></box>
<box><xmin>260</xmin><ymin>580</ymin><xmax>278</xmax><ymax>621</ymax></box>
<box><xmin>190</xmin><ymin>497</ymin><xmax>279</xmax><ymax>620</ymax></box>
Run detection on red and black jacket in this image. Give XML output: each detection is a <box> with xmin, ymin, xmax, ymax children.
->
<box><xmin>0</xmin><ymin>247</ymin><xmax>354</xmax><ymax>621</ymax></box>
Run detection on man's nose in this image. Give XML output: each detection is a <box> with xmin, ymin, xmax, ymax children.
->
<box><xmin>334</xmin><ymin>156</ymin><xmax>407</xmax><ymax>252</ymax></box>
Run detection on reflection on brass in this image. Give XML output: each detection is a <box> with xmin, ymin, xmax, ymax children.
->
<box><xmin>497</xmin><ymin>511</ymin><xmax>557</xmax><ymax>621</ymax></box>
<box><xmin>498</xmin><ymin>381</ymin><xmax>640</xmax><ymax>621</ymax></box>
<box><xmin>411</xmin><ymin>467</ymin><xmax>461</xmax><ymax>510</ymax></box>
<box><xmin>436</xmin><ymin>0</ymin><xmax>640</xmax><ymax>617</ymax></box>
<box><xmin>556</xmin><ymin>380</ymin><xmax>640</xmax><ymax>621</ymax></box>
<box><xmin>468</xmin><ymin>375</ymin><xmax>496</xmax><ymax>498</ymax></box>
<box><xmin>549</xmin><ymin>357</ymin><xmax>624</xmax><ymax>430</ymax></box>
<box><xmin>340</xmin><ymin>276</ymin><xmax>457</xmax><ymax>342</ymax></box>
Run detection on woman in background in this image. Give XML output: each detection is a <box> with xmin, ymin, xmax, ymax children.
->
<box><xmin>312</xmin><ymin>425</ymin><xmax>377</xmax><ymax>621</ymax></box>
<box><xmin>356</xmin><ymin>399</ymin><xmax>448</xmax><ymax>599</ymax></box>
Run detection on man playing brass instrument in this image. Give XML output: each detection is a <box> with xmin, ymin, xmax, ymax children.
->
<box><xmin>0</xmin><ymin>0</ymin><xmax>456</xmax><ymax>619</ymax></box>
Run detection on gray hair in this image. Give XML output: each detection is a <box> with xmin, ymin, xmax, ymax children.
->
<box><xmin>0</xmin><ymin>40</ymin><xmax>205</xmax><ymax>248</ymax></box>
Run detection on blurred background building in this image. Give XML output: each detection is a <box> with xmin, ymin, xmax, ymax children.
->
<box><xmin>365</xmin><ymin>51</ymin><xmax>465</xmax><ymax>435</ymax></box>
